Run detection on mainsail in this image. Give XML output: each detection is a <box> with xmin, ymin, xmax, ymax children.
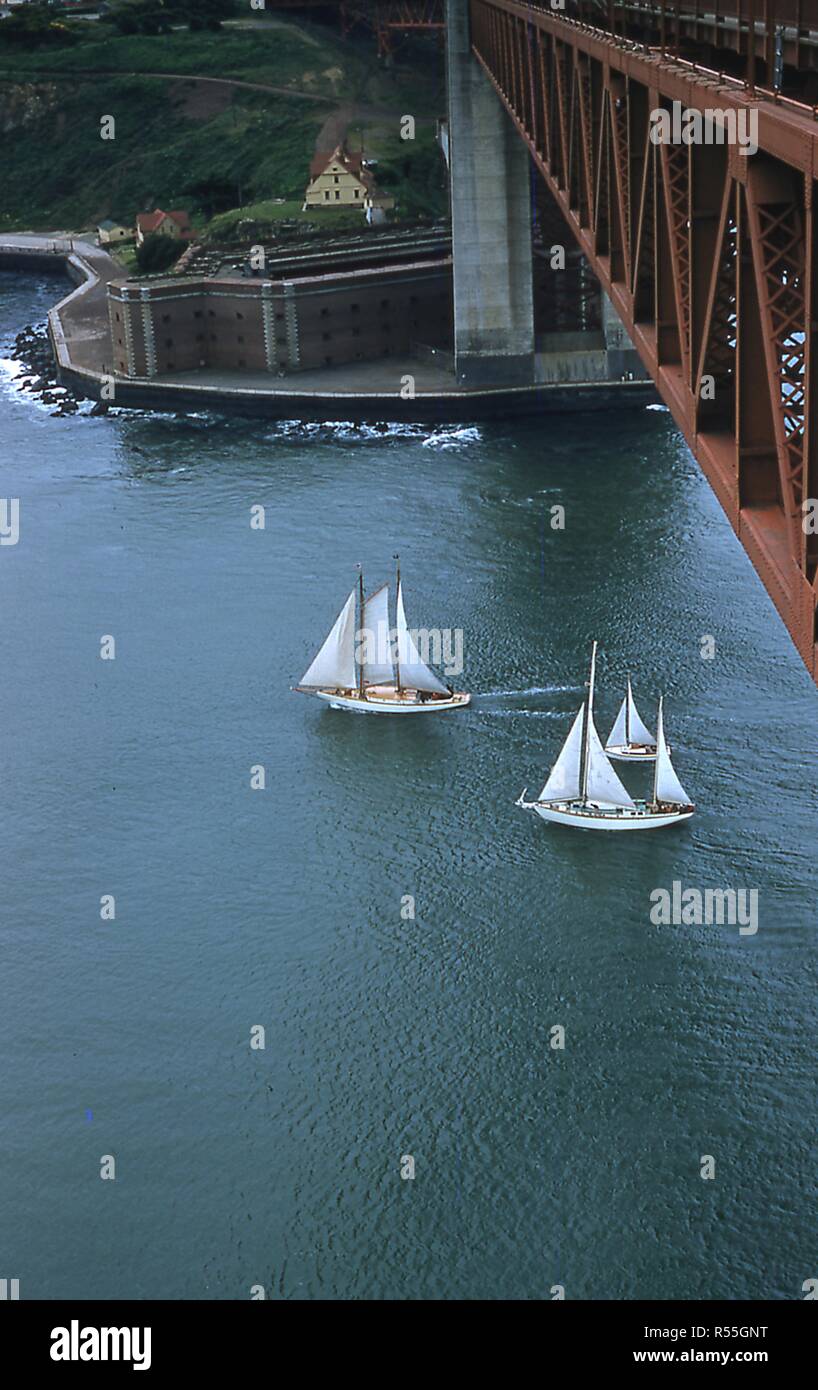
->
<box><xmin>396</xmin><ymin>582</ymin><xmax>450</xmax><ymax>695</ymax></box>
<box><xmin>652</xmin><ymin>699</ymin><xmax>691</xmax><ymax>805</ymax></box>
<box><xmin>606</xmin><ymin>677</ymin><xmax>655</xmax><ymax>748</ymax></box>
<box><xmin>361</xmin><ymin>583</ymin><xmax>394</xmax><ymax>686</ymax></box>
<box><xmin>299</xmin><ymin>588</ymin><xmax>357</xmax><ymax>690</ymax></box>
<box><xmin>538</xmin><ymin>703</ymin><xmax>584</xmax><ymax>802</ymax></box>
<box><xmin>585</xmin><ymin>714</ymin><xmax>636</xmax><ymax>808</ymax></box>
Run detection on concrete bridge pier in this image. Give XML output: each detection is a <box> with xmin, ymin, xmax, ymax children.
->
<box><xmin>446</xmin><ymin>0</ymin><xmax>535</xmax><ymax>386</ymax></box>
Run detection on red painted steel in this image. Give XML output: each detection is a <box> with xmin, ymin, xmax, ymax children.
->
<box><xmin>470</xmin><ymin>0</ymin><xmax>818</xmax><ymax>683</ymax></box>
<box><xmin>375</xmin><ymin>0</ymin><xmax>445</xmax><ymax>56</ymax></box>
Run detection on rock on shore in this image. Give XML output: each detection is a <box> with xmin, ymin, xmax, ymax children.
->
<box><xmin>7</xmin><ymin>323</ymin><xmax>80</xmax><ymax>415</ymax></box>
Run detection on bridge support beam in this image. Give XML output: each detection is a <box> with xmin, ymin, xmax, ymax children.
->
<box><xmin>446</xmin><ymin>0</ymin><xmax>535</xmax><ymax>386</ymax></box>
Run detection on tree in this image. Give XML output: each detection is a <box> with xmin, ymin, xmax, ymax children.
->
<box><xmin>108</xmin><ymin>0</ymin><xmax>236</xmax><ymax>34</ymax></box>
<box><xmin>0</xmin><ymin>5</ymin><xmax>79</xmax><ymax>48</ymax></box>
<box><xmin>135</xmin><ymin>233</ymin><xmax>184</xmax><ymax>274</ymax></box>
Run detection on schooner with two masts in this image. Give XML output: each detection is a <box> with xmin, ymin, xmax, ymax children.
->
<box><xmin>516</xmin><ymin>642</ymin><xmax>694</xmax><ymax>830</ymax></box>
<box><xmin>604</xmin><ymin>675</ymin><xmax>658</xmax><ymax>761</ymax></box>
<box><xmin>294</xmin><ymin>559</ymin><xmax>470</xmax><ymax>715</ymax></box>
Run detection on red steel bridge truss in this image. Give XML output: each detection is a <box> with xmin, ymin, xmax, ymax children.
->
<box><xmin>469</xmin><ymin>0</ymin><xmax>818</xmax><ymax>683</ymax></box>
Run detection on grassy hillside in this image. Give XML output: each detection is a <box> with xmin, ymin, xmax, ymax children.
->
<box><xmin>0</xmin><ymin>19</ymin><xmax>447</xmax><ymax>234</ymax></box>
<box><xmin>0</xmin><ymin>17</ymin><xmax>444</xmax><ymax>108</ymax></box>
<box><xmin>0</xmin><ymin>77</ymin><xmax>322</xmax><ymax>231</ymax></box>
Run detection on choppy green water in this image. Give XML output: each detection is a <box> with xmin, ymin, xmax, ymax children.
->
<box><xmin>1</xmin><ymin>272</ymin><xmax>816</xmax><ymax>1300</ymax></box>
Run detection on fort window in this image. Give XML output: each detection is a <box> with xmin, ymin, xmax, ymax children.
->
<box><xmin>380</xmin><ymin>299</ymin><xmax>389</xmax><ymax>309</ymax></box>
<box><xmin>275</xmin><ymin>312</ymin><xmax>285</xmax><ymax>321</ymax></box>
<box><xmin>165</xmin><ymin>338</ymin><xmax>173</xmax><ymax>347</ymax></box>
<box><xmin>324</xmin><ymin>192</ymin><xmax>331</xmax><ymax>202</ymax></box>
<box><xmin>194</xmin><ymin>310</ymin><xmax>203</xmax><ymax>319</ymax></box>
<box><xmin>334</xmin><ymin>192</ymin><xmax>340</xmax><ymax>201</ymax></box>
<box><xmin>320</xmin><ymin>308</ymin><xmax>330</xmax><ymax>318</ymax></box>
<box><xmin>115</xmin><ymin>312</ymin><xmax>120</xmax><ymax>323</ymax></box>
<box><xmin>162</xmin><ymin>314</ymin><xmax>171</xmax><ymax>324</ymax></box>
<box><xmin>209</xmin><ymin>310</ymin><xmax>215</xmax><ymax>318</ymax></box>
<box><xmin>322</xmin><ymin>332</ymin><xmax>331</xmax><ymax>342</ymax></box>
<box><xmin>236</xmin><ymin>312</ymin><xmax>244</xmax><ymax>320</ymax></box>
<box><xmin>323</xmin><ymin>356</ymin><xmax>333</xmax><ymax>366</ymax></box>
<box><xmin>350</xmin><ymin>304</ymin><xmax>360</xmax><ymax>314</ymax></box>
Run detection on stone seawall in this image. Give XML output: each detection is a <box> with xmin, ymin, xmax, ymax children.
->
<box><xmin>0</xmin><ymin>236</ymin><xmax>658</xmax><ymax>420</ymax></box>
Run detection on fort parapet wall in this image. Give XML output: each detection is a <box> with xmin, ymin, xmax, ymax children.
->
<box><xmin>108</xmin><ymin>260</ymin><xmax>454</xmax><ymax>379</ymax></box>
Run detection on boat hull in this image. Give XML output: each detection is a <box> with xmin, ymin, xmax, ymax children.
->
<box><xmin>519</xmin><ymin>797</ymin><xmax>694</xmax><ymax>831</ymax></box>
<box><xmin>311</xmin><ymin>687</ymin><xmax>470</xmax><ymax>715</ymax></box>
<box><xmin>605</xmin><ymin>743</ymin><xmax>658</xmax><ymax>763</ymax></box>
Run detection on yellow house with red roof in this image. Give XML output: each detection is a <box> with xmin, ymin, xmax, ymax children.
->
<box><xmin>303</xmin><ymin>146</ymin><xmax>392</xmax><ymax>212</ymax></box>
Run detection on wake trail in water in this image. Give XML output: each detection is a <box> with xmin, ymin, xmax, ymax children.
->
<box><xmin>477</xmin><ymin>685</ymin><xmax>582</xmax><ymax>699</ymax></box>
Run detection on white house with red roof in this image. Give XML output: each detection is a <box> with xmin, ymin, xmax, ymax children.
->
<box><xmin>135</xmin><ymin>208</ymin><xmax>193</xmax><ymax>247</ymax></box>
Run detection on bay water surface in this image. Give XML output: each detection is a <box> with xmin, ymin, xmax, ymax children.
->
<box><xmin>1</xmin><ymin>271</ymin><xmax>816</xmax><ymax>1300</ymax></box>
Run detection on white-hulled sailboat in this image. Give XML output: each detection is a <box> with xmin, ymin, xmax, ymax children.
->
<box><xmin>605</xmin><ymin>675</ymin><xmax>658</xmax><ymax>761</ymax></box>
<box><xmin>515</xmin><ymin>643</ymin><xmax>694</xmax><ymax>830</ymax></box>
<box><xmin>294</xmin><ymin>559</ymin><xmax>470</xmax><ymax>715</ymax></box>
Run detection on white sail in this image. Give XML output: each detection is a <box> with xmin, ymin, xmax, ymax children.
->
<box><xmin>653</xmin><ymin>700</ymin><xmax>690</xmax><ymax>805</ymax></box>
<box><xmin>606</xmin><ymin>697</ymin><xmax>628</xmax><ymax>750</ymax></box>
<box><xmin>627</xmin><ymin>680</ymin><xmax>655</xmax><ymax>745</ymax></box>
<box><xmin>538</xmin><ymin>703</ymin><xmax>585</xmax><ymax>802</ymax></box>
<box><xmin>299</xmin><ymin>588</ymin><xmax>357</xmax><ymax>690</ymax></box>
<box><xmin>586</xmin><ymin>715</ymin><xmax>637</xmax><ymax>808</ymax></box>
<box><xmin>396</xmin><ymin>581</ymin><xmax>450</xmax><ymax>695</ymax></box>
<box><xmin>361</xmin><ymin>583</ymin><xmax>394</xmax><ymax>686</ymax></box>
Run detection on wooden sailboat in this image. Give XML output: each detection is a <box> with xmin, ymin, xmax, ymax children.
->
<box><xmin>516</xmin><ymin>643</ymin><xmax>694</xmax><ymax>830</ymax></box>
<box><xmin>605</xmin><ymin>675</ymin><xmax>658</xmax><ymax>761</ymax></box>
<box><xmin>294</xmin><ymin>559</ymin><xmax>470</xmax><ymax>715</ymax></box>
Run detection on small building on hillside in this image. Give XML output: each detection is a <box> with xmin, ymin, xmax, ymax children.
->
<box><xmin>303</xmin><ymin>145</ymin><xmax>393</xmax><ymax>214</ymax></box>
<box><xmin>97</xmin><ymin>219</ymin><xmax>132</xmax><ymax>246</ymax></box>
<box><xmin>136</xmin><ymin>209</ymin><xmax>192</xmax><ymax>247</ymax></box>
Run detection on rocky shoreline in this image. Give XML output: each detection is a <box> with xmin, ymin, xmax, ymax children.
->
<box><xmin>5</xmin><ymin>322</ymin><xmax>106</xmax><ymax>416</ymax></box>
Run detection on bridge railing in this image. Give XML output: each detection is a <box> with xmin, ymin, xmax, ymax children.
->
<box><xmin>524</xmin><ymin>1</ymin><xmax>818</xmax><ymax>106</ymax></box>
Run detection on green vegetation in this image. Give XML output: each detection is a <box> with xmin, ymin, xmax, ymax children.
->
<box><xmin>135</xmin><ymin>230</ymin><xmax>183</xmax><ymax>271</ymax></box>
<box><xmin>203</xmin><ymin>198</ymin><xmax>363</xmax><ymax>243</ymax></box>
<box><xmin>0</xmin><ymin>3</ymin><xmax>79</xmax><ymax>49</ymax></box>
<box><xmin>0</xmin><ymin>18</ymin><xmax>444</xmax><ymax>108</ymax></box>
<box><xmin>352</xmin><ymin>127</ymin><xmax>449</xmax><ymax>221</ymax></box>
<box><xmin>0</xmin><ymin>78</ymin><xmax>322</xmax><ymax>232</ymax></box>
<box><xmin>108</xmin><ymin>0</ymin><xmax>237</xmax><ymax>36</ymax></box>
<box><xmin>0</xmin><ymin>19</ymin><xmax>447</xmax><ymax>235</ymax></box>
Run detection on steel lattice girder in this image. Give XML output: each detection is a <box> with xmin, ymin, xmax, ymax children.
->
<box><xmin>469</xmin><ymin>0</ymin><xmax>818</xmax><ymax>683</ymax></box>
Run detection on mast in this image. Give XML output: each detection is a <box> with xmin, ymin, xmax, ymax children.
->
<box><xmin>625</xmin><ymin>674</ymin><xmax>631</xmax><ymax>745</ymax></box>
<box><xmin>652</xmin><ymin>695</ymin><xmax>663</xmax><ymax>806</ymax></box>
<box><xmin>357</xmin><ymin>565</ymin><xmax>365</xmax><ymax>698</ymax></box>
<box><xmin>580</xmin><ymin>640</ymin><xmax>597</xmax><ymax>804</ymax></box>
<box><xmin>394</xmin><ymin>552</ymin><xmax>402</xmax><ymax>693</ymax></box>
